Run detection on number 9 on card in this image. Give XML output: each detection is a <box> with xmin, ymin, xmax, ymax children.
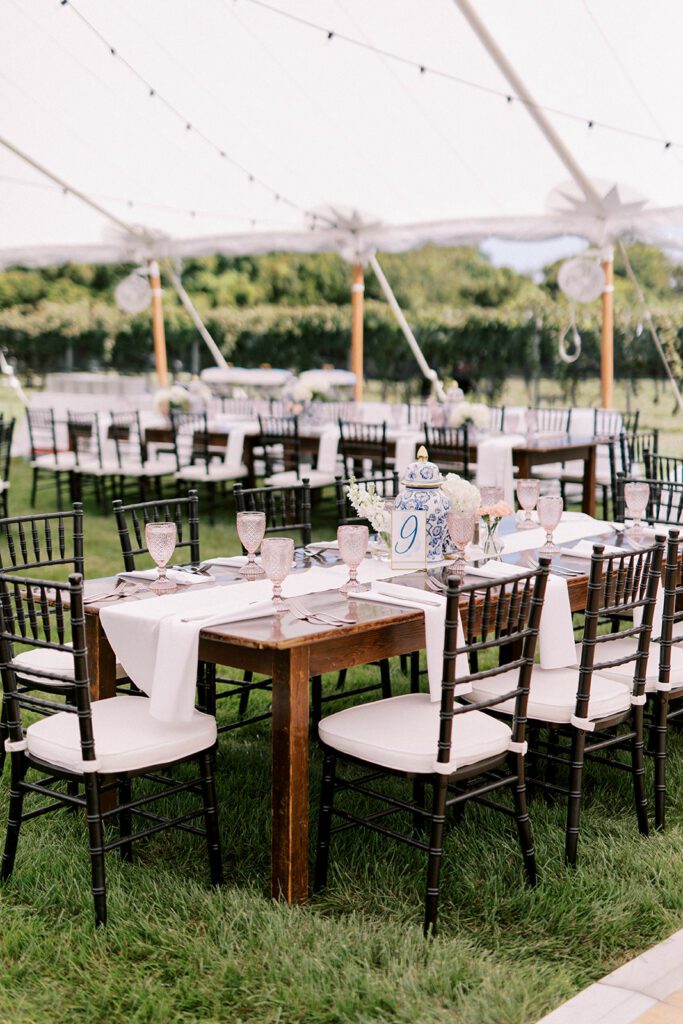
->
<box><xmin>390</xmin><ymin>510</ymin><xmax>427</xmax><ymax>569</ymax></box>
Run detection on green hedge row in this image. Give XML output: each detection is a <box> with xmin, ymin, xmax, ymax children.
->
<box><xmin>1</xmin><ymin>298</ymin><xmax>681</xmax><ymax>396</ymax></box>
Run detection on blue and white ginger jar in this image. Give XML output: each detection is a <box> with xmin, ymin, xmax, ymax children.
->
<box><xmin>395</xmin><ymin>445</ymin><xmax>450</xmax><ymax>562</ymax></box>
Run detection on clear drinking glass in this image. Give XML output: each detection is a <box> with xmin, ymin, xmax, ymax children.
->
<box><xmin>516</xmin><ymin>478</ymin><xmax>541</xmax><ymax>530</ymax></box>
<box><xmin>261</xmin><ymin>537</ymin><xmax>294</xmax><ymax>614</ymax></box>
<box><xmin>537</xmin><ymin>494</ymin><xmax>563</xmax><ymax>556</ymax></box>
<box><xmin>236</xmin><ymin>511</ymin><xmax>266</xmax><ymax>578</ymax></box>
<box><xmin>337</xmin><ymin>525</ymin><xmax>370</xmax><ymax>594</ymax></box>
<box><xmin>624</xmin><ymin>482</ymin><xmax>650</xmax><ymax>541</ymax></box>
<box><xmin>145</xmin><ymin>521</ymin><xmax>178</xmax><ymax>594</ymax></box>
<box><xmin>447</xmin><ymin>511</ymin><xmax>475</xmax><ymax>579</ymax></box>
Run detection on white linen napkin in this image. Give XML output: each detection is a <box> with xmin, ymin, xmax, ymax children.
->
<box><xmin>500</xmin><ymin>514</ymin><xmax>614</xmax><ymax>556</ymax></box>
<box><xmin>475</xmin><ymin>434</ymin><xmax>525</xmax><ymax>506</ymax></box>
<box><xmin>560</xmin><ymin>539</ymin><xmax>623</xmax><ymax>559</ymax></box>
<box><xmin>308</xmin><ymin>540</ymin><xmax>339</xmax><ymax>550</ymax></box>
<box><xmin>317</xmin><ymin>425</ymin><xmax>340</xmax><ymax>474</ymax></box>
<box><xmin>350</xmin><ymin>580</ymin><xmax>468</xmax><ymax>700</ymax></box>
<box><xmin>224</xmin><ymin>423</ymin><xmax>250</xmax><ymax>472</ymax></box>
<box><xmin>118</xmin><ymin>568</ymin><xmax>216</xmax><ymax>586</ymax></box>
<box><xmin>465</xmin><ymin>561</ymin><xmax>530</xmax><ymax>580</ymax></box>
<box><xmin>200</xmin><ymin>555</ymin><xmax>248</xmax><ymax>568</ymax></box>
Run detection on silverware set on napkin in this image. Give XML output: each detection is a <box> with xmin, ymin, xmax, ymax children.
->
<box><xmin>286</xmin><ymin>597</ymin><xmax>356</xmax><ymax>626</ymax></box>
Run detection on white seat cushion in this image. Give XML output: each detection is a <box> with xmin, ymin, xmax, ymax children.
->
<box><xmin>533</xmin><ymin>463</ymin><xmax>565</xmax><ymax>478</ymax></box>
<box><xmin>594</xmin><ymin>638</ymin><xmax>683</xmax><ymax>692</ymax></box>
<box><xmin>27</xmin><ymin>694</ymin><xmax>216</xmax><ymax>774</ymax></box>
<box><xmin>31</xmin><ymin>452</ymin><xmax>76</xmax><ymax>470</ymax></box>
<box><xmin>14</xmin><ymin>645</ymin><xmax>127</xmax><ymax>685</ymax></box>
<box><xmin>469</xmin><ymin>665</ymin><xmax>630</xmax><ymax>724</ymax></box>
<box><xmin>318</xmin><ymin>692</ymin><xmax>512</xmax><ymax>774</ymax></box>
<box><xmin>176</xmin><ymin>463</ymin><xmax>248</xmax><ymax>483</ymax></box>
<box><xmin>266</xmin><ymin>469</ymin><xmax>337</xmax><ymax>488</ymax></box>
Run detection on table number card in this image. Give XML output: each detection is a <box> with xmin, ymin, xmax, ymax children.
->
<box><xmin>390</xmin><ymin>509</ymin><xmax>427</xmax><ymax>570</ymax></box>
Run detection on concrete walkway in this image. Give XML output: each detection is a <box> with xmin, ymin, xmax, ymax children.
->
<box><xmin>538</xmin><ymin>929</ymin><xmax>683</xmax><ymax>1024</ymax></box>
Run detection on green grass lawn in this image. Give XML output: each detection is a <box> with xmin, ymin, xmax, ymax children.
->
<box><xmin>0</xmin><ymin>382</ymin><xmax>682</xmax><ymax>1024</ymax></box>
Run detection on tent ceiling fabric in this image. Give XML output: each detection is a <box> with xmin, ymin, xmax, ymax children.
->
<box><xmin>2</xmin><ymin>0</ymin><xmax>683</xmax><ymax>267</ymax></box>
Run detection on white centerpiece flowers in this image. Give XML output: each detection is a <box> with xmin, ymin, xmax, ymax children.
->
<box><xmin>441</xmin><ymin>473</ymin><xmax>481</xmax><ymax>514</ymax></box>
<box><xmin>153</xmin><ymin>384</ymin><xmax>192</xmax><ymax>414</ymax></box>
<box><xmin>346</xmin><ymin>476</ymin><xmax>392</xmax><ymax>554</ymax></box>
<box><xmin>448</xmin><ymin>401</ymin><xmax>490</xmax><ymax>431</ymax></box>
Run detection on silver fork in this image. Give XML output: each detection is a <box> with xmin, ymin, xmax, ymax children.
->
<box><xmin>84</xmin><ymin>581</ymin><xmax>144</xmax><ymax>604</ymax></box>
<box><xmin>425</xmin><ymin>576</ymin><xmax>447</xmax><ymax>593</ymax></box>
<box><xmin>287</xmin><ymin>597</ymin><xmax>355</xmax><ymax>625</ymax></box>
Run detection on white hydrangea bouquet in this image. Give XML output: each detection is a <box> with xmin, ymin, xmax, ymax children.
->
<box><xmin>441</xmin><ymin>473</ymin><xmax>481</xmax><ymax>513</ymax></box>
<box><xmin>448</xmin><ymin>401</ymin><xmax>490</xmax><ymax>431</ymax></box>
<box><xmin>153</xmin><ymin>384</ymin><xmax>191</xmax><ymax>414</ymax></box>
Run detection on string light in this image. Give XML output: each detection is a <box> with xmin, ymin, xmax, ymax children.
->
<box><xmin>243</xmin><ymin>0</ymin><xmax>683</xmax><ymax>154</ymax></box>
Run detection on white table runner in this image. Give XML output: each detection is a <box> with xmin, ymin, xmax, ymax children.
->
<box><xmin>476</xmin><ymin>434</ymin><xmax>525</xmax><ymax>505</ymax></box>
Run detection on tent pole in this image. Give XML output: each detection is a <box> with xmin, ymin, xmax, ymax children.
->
<box><xmin>351</xmin><ymin>263</ymin><xmax>364</xmax><ymax>401</ymax></box>
<box><xmin>600</xmin><ymin>250</ymin><xmax>614</xmax><ymax>408</ymax></box>
<box><xmin>149</xmin><ymin>260</ymin><xmax>169</xmax><ymax>389</ymax></box>
<box><xmin>165</xmin><ymin>264</ymin><xmax>229</xmax><ymax>369</ymax></box>
<box><xmin>369</xmin><ymin>254</ymin><xmax>446</xmax><ymax>402</ymax></box>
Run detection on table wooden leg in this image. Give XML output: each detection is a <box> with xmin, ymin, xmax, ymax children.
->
<box><xmin>85</xmin><ymin>613</ymin><xmax>117</xmax><ymax>702</ymax></box>
<box><xmin>582</xmin><ymin>446</ymin><xmax>597</xmax><ymax>516</ymax></box>
<box><xmin>270</xmin><ymin>646</ymin><xmax>311</xmax><ymax>903</ymax></box>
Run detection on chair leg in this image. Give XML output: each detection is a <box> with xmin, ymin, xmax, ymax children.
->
<box><xmin>512</xmin><ymin>755</ymin><xmax>536</xmax><ymax>885</ymax></box>
<box><xmin>654</xmin><ymin>693</ymin><xmax>669</xmax><ymax>831</ymax></box>
<box><xmin>118</xmin><ymin>775</ymin><xmax>133</xmax><ymax>863</ymax></box>
<box><xmin>565</xmin><ymin>728</ymin><xmax>586</xmax><ymax>867</ymax></box>
<box><xmin>30</xmin><ymin>467</ymin><xmax>38</xmax><ymax>508</ymax></box>
<box><xmin>0</xmin><ymin>698</ymin><xmax>8</xmax><ymax>776</ymax></box>
<box><xmin>1</xmin><ymin>754</ymin><xmax>27</xmax><ymax>881</ymax></box>
<box><xmin>631</xmin><ymin>706</ymin><xmax>649</xmax><ymax>837</ymax></box>
<box><xmin>311</xmin><ymin>676</ymin><xmax>323</xmax><ymax>729</ymax></box>
<box><xmin>238</xmin><ymin>670</ymin><xmax>253</xmax><ymax>718</ymax></box>
<box><xmin>399</xmin><ymin>654</ymin><xmax>408</xmax><ymax>675</ymax></box>
<box><xmin>379</xmin><ymin>658</ymin><xmax>392</xmax><ymax>700</ymax></box>
<box><xmin>84</xmin><ymin>775</ymin><xmax>107</xmax><ymax>927</ymax></box>
<box><xmin>314</xmin><ymin>748</ymin><xmax>336</xmax><ymax>892</ymax></box>
<box><xmin>199</xmin><ymin>748</ymin><xmax>223</xmax><ymax>886</ymax></box>
<box><xmin>410</xmin><ymin>651</ymin><xmax>421</xmax><ymax>693</ymax></box>
<box><xmin>423</xmin><ymin>775</ymin><xmax>449</xmax><ymax>937</ymax></box>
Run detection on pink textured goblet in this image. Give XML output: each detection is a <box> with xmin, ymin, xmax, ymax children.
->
<box><xmin>337</xmin><ymin>525</ymin><xmax>370</xmax><ymax>594</ymax></box>
<box><xmin>447</xmin><ymin>511</ymin><xmax>475</xmax><ymax>580</ymax></box>
<box><xmin>261</xmin><ymin>537</ymin><xmax>294</xmax><ymax>614</ymax></box>
<box><xmin>624</xmin><ymin>482</ymin><xmax>650</xmax><ymax>541</ymax></box>
<box><xmin>516</xmin><ymin>478</ymin><xmax>541</xmax><ymax>530</ymax></box>
<box><xmin>236</xmin><ymin>511</ymin><xmax>266</xmax><ymax>578</ymax></box>
<box><xmin>145</xmin><ymin>521</ymin><xmax>177</xmax><ymax>594</ymax></box>
<box><xmin>537</xmin><ymin>494</ymin><xmax>563</xmax><ymax>556</ymax></box>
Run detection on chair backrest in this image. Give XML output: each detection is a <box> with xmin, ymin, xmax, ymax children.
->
<box><xmin>593</xmin><ymin>408</ymin><xmax>639</xmax><ymax>439</ymax></box>
<box><xmin>27</xmin><ymin>407</ymin><xmax>59</xmax><ymax>458</ymax></box>
<box><xmin>338</xmin><ymin>420</ymin><xmax>387</xmax><ymax>477</ymax></box>
<box><xmin>643</xmin><ymin>452</ymin><xmax>683</xmax><ymax>484</ymax></box>
<box><xmin>436</xmin><ymin>561</ymin><xmax>550</xmax><ymax>767</ymax></box>
<box><xmin>220</xmin><ymin>397</ymin><xmax>256</xmax><ymax>418</ymax></box>
<box><xmin>615</xmin><ymin>473</ymin><xmax>683</xmax><ymax>527</ymax></box>
<box><xmin>573</xmin><ymin>541</ymin><xmax>664</xmax><ymax>718</ymax></box>
<box><xmin>0</xmin><ymin>571</ymin><xmax>95</xmax><ymax>765</ymax></box>
<box><xmin>334</xmin><ymin>471</ymin><xmax>399</xmax><ymax>527</ymax></box>
<box><xmin>423</xmin><ymin>424</ymin><xmax>471</xmax><ymax>478</ymax></box>
<box><xmin>170</xmin><ymin>410</ymin><xmax>211</xmax><ymax>469</ymax></box>
<box><xmin>108</xmin><ymin>411</ymin><xmax>145</xmax><ymax>470</ymax></box>
<box><xmin>619</xmin><ymin>429</ymin><xmax>659</xmax><ymax>475</ymax></box>
<box><xmin>529</xmin><ymin>406</ymin><xmax>572</xmax><ymax>434</ymax></box>
<box><xmin>488</xmin><ymin>406</ymin><xmax>505</xmax><ymax>433</ymax></box>
<box><xmin>257</xmin><ymin>415</ymin><xmax>301</xmax><ymax>478</ymax></box>
<box><xmin>0</xmin><ymin>418</ymin><xmax>14</xmax><ymax>483</ymax></box>
<box><xmin>234</xmin><ymin>481</ymin><xmax>311</xmax><ymax>548</ymax></box>
<box><xmin>67</xmin><ymin>412</ymin><xmax>103</xmax><ymax>469</ymax></box>
<box><xmin>112</xmin><ymin>491</ymin><xmax>200</xmax><ymax>571</ymax></box>
<box><xmin>0</xmin><ymin>505</ymin><xmax>84</xmax><ymax>576</ymax></box>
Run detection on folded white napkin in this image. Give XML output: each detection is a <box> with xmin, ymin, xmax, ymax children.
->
<box><xmin>465</xmin><ymin>560</ymin><xmax>530</xmax><ymax>580</ymax></box>
<box><xmin>350</xmin><ymin>580</ymin><xmax>468</xmax><ymax>700</ymax></box>
<box><xmin>200</xmin><ymin>555</ymin><xmax>248</xmax><ymax>568</ymax></box>
<box><xmin>308</xmin><ymin>540</ymin><xmax>339</xmax><ymax>550</ymax></box>
<box><xmin>476</xmin><ymin>434</ymin><xmax>525</xmax><ymax>505</ymax></box>
<box><xmin>119</xmin><ymin>568</ymin><xmax>215</xmax><ymax>586</ymax></box>
<box><xmin>317</xmin><ymin>426</ymin><xmax>340</xmax><ymax>474</ymax></box>
<box><xmin>560</xmin><ymin>539</ymin><xmax>623</xmax><ymax>559</ymax></box>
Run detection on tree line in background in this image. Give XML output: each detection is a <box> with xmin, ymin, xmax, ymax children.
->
<box><xmin>0</xmin><ymin>243</ymin><xmax>682</xmax><ymax>398</ymax></box>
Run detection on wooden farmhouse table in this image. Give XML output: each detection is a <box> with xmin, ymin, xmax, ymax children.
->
<box><xmin>82</xmin><ymin>531</ymin><xmax>624</xmax><ymax>904</ymax></box>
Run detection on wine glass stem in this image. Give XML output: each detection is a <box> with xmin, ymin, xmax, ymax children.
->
<box><xmin>349</xmin><ymin>566</ymin><xmax>358</xmax><ymax>586</ymax></box>
<box><xmin>546</xmin><ymin>531</ymin><xmax>552</xmax><ymax>546</ymax></box>
<box><xmin>272</xmin><ymin>581</ymin><xmax>283</xmax><ymax>610</ymax></box>
<box><xmin>247</xmin><ymin>551</ymin><xmax>256</xmax><ymax>567</ymax></box>
<box><xmin>158</xmin><ymin>562</ymin><xmax>167</xmax><ymax>582</ymax></box>
<box><xmin>525</xmin><ymin>511</ymin><xmax>532</xmax><ymax>524</ymax></box>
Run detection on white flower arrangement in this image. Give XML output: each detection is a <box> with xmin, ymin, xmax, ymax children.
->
<box><xmin>298</xmin><ymin>370</ymin><xmax>333</xmax><ymax>401</ymax></box>
<box><xmin>187</xmin><ymin>379</ymin><xmax>213</xmax><ymax>406</ymax></box>
<box><xmin>153</xmin><ymin>384</ymin><xmax>191</xmax><ymax>413</ymax></box>
<box><xmin>441</xmin><ymin>473</ymin><xmax>481</xmax><ymax>514</ymax></box>
<box><xmin>448</xmin><ymin>401</ymin><xmax>490</xmax><ymax>430</ymax></box>
<box><xmin>346</xmin><ymin>476</ymin><xmax>391</xmax><ymax>533</ymax></box>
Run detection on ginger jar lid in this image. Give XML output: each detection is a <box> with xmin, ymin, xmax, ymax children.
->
<box><xmin>402</xmin><ymin>445</ymin><xmax>443</xmax><ymax>488</ymax></box>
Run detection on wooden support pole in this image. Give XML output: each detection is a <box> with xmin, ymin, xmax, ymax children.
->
<box><xmin>351</xmin><ymin>263</ymin><xmax>364</xmax><ymax>402</ymax></box>
<box><xmin>149</xmin><ymin>260</ymin><xmax>169</xmax><ymax>389</ymax></box>
<box><xmin>600</xmin><ymin>253</ymin><xmax>614</xmax><ymax>409</ymax></box>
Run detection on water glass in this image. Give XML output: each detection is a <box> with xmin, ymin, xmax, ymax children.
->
<box><xmin>236</xmin><ymin>511</ymin><xmax>266</xmax><ymax>578</ymax></box>
<box><xmin>261</xmin><ymin>537</ymin><xmax>294</xmax><ymax>614</ymax></box>
<box><xmin>624</xmin><ymin>482</ymin><xmax>650</xmax><ymax>541</ymax></box>
<box><xmin>145</xmin><ymin>521</ymin><xmax>178</xmax><ymax>594</ymax></box>
<box><xmin>447</xmin><ymin>511</ymin><xmax>475</xmax><ymax>579</ymax></box>
<box><xmin>537</xmin><ymin>494</ymin><xmax>563</xmax><ymax>556</ymax></box>
<box><xmin>516</xmin><ymin>478</ymin><xmax>541</xmax><ymax>530</ymax></box>
<box><xmin>337</xmin><ymin>525</ymin><xmax>370</xmax><ymax>594</ymax></box>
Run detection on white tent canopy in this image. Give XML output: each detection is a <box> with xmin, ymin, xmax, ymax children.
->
<box><xmin>2</xmin><ymin>0</ymin><xmax>683</xmax><ymax>268</ymax></box>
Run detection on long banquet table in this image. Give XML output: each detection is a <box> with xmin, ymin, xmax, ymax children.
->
<box><xmin>82</xmin><ymin>518</ymin><xmax>631</xmax><ymax>904</ymax></box>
